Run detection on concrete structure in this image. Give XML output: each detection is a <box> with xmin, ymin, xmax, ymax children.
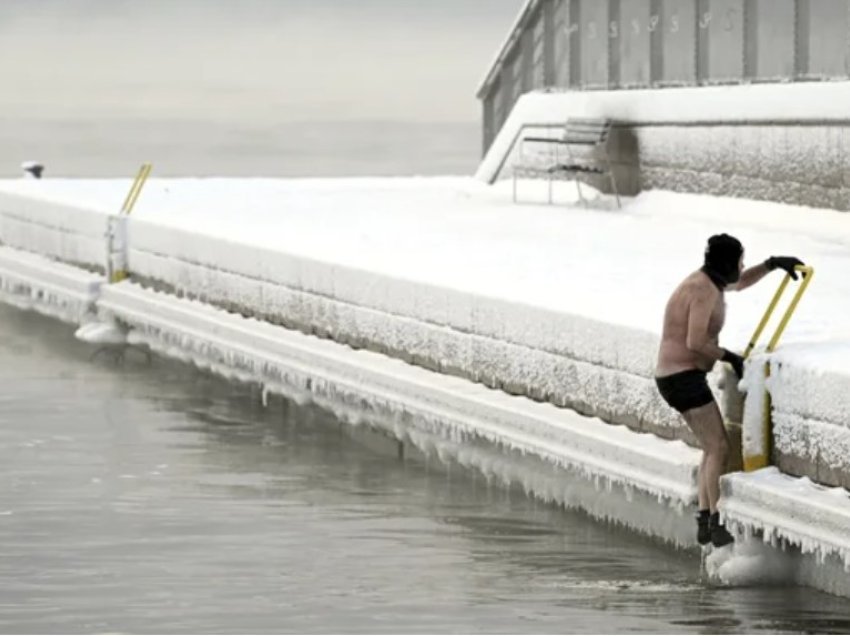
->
<box><xmin>478</xmin><ymin>1</ymin><xmax>850</xmax><ymax>210</ymax></box>
<box><xmin>480</xmin><ymin>0</ymin><xmax>850</xmax><ymax>153</ymax></box>
<box><xmin>2</xmin><ymin>180</ymin><xmax>850</xmax><ymax>596</ymax></box>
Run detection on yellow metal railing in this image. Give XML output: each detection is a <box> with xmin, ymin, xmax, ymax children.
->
<box><xmin>108</xmin><ymin>163</ymin><xmax>152</xmax><ymax>283</ymax></box>
<box><xmin>742</xmin><ymin>265</ymin><xmax>814</xmax><ymax>471</ymax></box>
<box><xmin>120</xmin><ymin>162</ymin><xmax>152</xmax><ymax>216</ymax></box>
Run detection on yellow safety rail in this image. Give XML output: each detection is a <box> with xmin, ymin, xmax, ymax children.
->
<box><xmin>120</xmin><ymin>162</ymin><xmax>152</xmax><ymax>216</ymax></box>
<box><xmin>742</xmin><ymin>264</ymin><xmax>814</xmax><ymax>471</ymax></box>
<box><xmin>109</xmin><ymin>163</ymin><xmax>152</xmax><ymax>282</ymax></box>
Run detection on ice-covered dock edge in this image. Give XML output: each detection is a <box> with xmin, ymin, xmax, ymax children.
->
<box><xmin>1</xmin><ymin>171</ymin><xmax>849</xmax><ymax>596</ymax></box>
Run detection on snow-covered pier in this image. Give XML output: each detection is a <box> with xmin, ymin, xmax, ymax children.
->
<box><xmin>1</xmin><ymin>177</ymin><xmax>849</xmax><ymax>595</ymax></box>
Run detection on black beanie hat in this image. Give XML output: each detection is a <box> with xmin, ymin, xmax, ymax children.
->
<box><xmin>703</xmin><ymin>233</ymin><xmax>744</xmax><ymax>285</ymax></box>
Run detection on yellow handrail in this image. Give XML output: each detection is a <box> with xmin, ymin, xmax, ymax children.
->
<box><xmin>110</xmin><ymin>163</ymin><xmax>152</xmax><ymax>283</ymax></box>
<box><xmin>743</xmin><ymin>265</ymin><xmax>814</xmax><ymax>358</ymax></box>
<box><xmin>766</xmin><ymin>266</ymin><xmax>814</xmax><ymax>352</ymax></box>
<box><xmin>120</xmin><ymin>162</ymin><xmax>152</xmax><ymax>215</ymax></box>
<box><xmin>742</xmin><ymin>264</ymin><xmax>814</xmax><ymax>472</ymax></box>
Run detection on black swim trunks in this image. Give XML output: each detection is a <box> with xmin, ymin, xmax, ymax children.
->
<box><xmin>655</xmin><ymin>369</ymin><xmax>714</xmax><ymax>413</ymax></box>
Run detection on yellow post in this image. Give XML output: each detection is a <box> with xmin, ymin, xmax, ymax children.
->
<box><xmin>742</xmin><ymin>265</ymin><xmax>814</xmax><ymax>472</ymax></box>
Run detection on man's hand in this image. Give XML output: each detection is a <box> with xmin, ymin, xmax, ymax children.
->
<box><xmin>766</xmin><ymin>256</ymin><xmax>805</xmax><ymax>280</ymax></box>
<box><xmin>722</xmin><ymin>349</ymin><xmax>745</xmax><ymax>379</ymax></box>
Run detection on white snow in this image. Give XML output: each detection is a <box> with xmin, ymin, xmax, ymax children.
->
<box><xmin>2</xmin><ymin>179</ymin><xmax>848</xmax><ymax>368</ymax></box>
<box><xmin>1</xmin><ymin>177</ymin><xmax>849</xmax><ymax>448</ymax></box>
<box><xmin>3</xmin><ymin>178</ymin><xmax>848</xmax><ymax>341</ymax></box>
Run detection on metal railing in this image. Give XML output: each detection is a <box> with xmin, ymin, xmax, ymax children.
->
<box><xmin>742</xmin><ymin>265</ymin><xmax>815</xmax><ymax>472</ymax></box>
<box><xmin>479</xmin><ymin>0</ymin><xmax>850</xmax><ymax>154</ymax></box>
<box><xmin>107</xmin><ymin>163</ymin><xmax>153</xmax><ymax>283</ymax></box>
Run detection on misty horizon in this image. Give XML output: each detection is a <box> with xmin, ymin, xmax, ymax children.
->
<box><xmin>0</xmin><ymin>0</ymin><xmax>523</xmax><ymax>177</ymax></box>
<box><xmin>0</xmin><ymin>0</ymin><xmax>523</xmax><ymax>124</ymax></box>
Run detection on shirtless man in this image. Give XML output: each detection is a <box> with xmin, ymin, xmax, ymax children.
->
<box><xmin>655</xmin><ymin>234</ymin><xmax>804</xmax><ymax>547</ymax></box>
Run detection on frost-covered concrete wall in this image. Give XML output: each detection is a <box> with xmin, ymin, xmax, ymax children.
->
<box><xmin>769</xmin><ymin>353</ymin><xmax>850</xmax><ymax>489</ymax></box>
<box><xmin>0</xmin><ymin>191</ymin><xmax>105</xmax><ymax>270</ymax></box>
<box><xmin>633</xmin><ymin>125</ymin><xmax>850</xmax><ymax>211</ymax></box>
<box><xmin>125</xmin><ymin>221</ymin><xmax>688</xmax><ymax>444</ymax></box>
<box><xmin>571</xmin><ymin>122</ymin><xmax>850</xmax><ymax>210</ymax></box>
<box><xmin>480</xmin><ymin>85</ymin><xmax>850</xmax><ymax>211</ymax></box>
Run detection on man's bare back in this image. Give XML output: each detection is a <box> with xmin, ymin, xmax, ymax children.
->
<box><xmin>656</xmin><ymin>270</ymin><xmax>726</xmax><ymax>377</ymax></box>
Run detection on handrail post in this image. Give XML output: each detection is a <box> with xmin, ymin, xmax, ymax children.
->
<box><xmin>107</xmin><ymin>163</ymin><xmax>152</xmax><ymax>284</ymax></box>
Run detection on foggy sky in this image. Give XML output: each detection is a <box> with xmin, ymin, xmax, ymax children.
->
<box><xmin>0</xmin><ymin>0</ymin><xmax>524</xmax><ymax>124</ymax></box>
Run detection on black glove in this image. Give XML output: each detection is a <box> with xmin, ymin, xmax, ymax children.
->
<box><xmin>721</xmin><ymin>349</ymin><xmax>745</xmax><ymax>379</ymax></box>
<box><xmin>766</xmin><ymin>256</ymin><xmax>805</xmax><ymax>280</ymax></box>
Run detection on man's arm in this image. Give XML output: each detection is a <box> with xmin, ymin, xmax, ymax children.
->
<box><xmin>730</xmin><ymin>262</ymin><xmax>770</xmax><ymax>292</ymax></box>
<box><xmin>729</xmin><ymin>256</ymin><xmax>806</xmax><ymax>292</ymax></box>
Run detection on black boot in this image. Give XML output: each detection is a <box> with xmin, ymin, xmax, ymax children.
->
<box><xmin>710</xmin><ymin>512</ymin><xmax>734</xmax><ymax>547</ymax></box>
<box><xmin>696</xmin><ymin>509</ymin><xmax>711</xmax><ymax>545</ymax></box>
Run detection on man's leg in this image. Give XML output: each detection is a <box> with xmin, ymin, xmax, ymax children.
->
<box><xmin>692</xmin><ymin>452</ymin><xmax>711</xmax><ymax>545</ymax></box>
<box><xmin>682</xmin><ymin>400</ymin><xmax>734</xmax><ymax>546</ymax></box>
<box><xmin>682</xmin><ymin>400</ymin><xmax>729</xmax><ymax>512</ymax></box>
<box><xmin>698</xmin><ymin>452</ymin><xmax>709</xmax><ymax>511</ymax></box>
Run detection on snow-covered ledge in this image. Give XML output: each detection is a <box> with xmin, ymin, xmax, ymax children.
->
<box><xmin>0</xmin><ymin>190</ymin><xmax>108</xmax><ymax>269</ymax></box>
<box><xmin>721</xmin><ymin>468</ymin><xmax>850</xmax><ymax>597</ymax></box>
<box><xmin>2</xmin><ymin>178</ymin><xmax>850</xmax><ymax>492</ymax></box>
